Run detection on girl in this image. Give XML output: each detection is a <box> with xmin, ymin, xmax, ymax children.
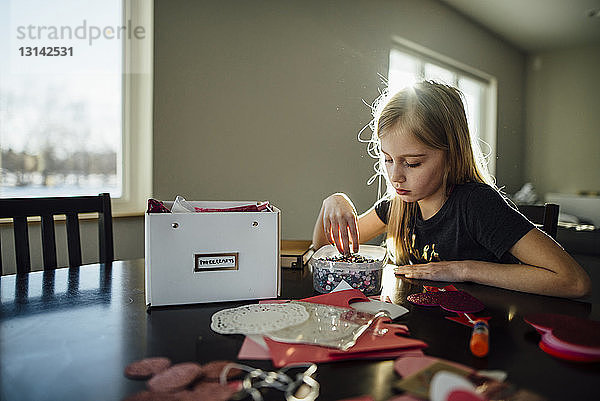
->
<box><xmin>312</xmin><ymin>81</ymin><xmax>590</xmax><ymax>298</ymax></box>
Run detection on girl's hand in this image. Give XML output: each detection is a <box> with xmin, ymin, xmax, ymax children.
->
<box><xmin>321</xmin><ymin>193</ymin><xmax>359</xmax><ymax>255</ymax></box>
<box><xmin>394</xmin><ymin>261</ymin><xmax>469</xmax><ymax>282</ymax></box>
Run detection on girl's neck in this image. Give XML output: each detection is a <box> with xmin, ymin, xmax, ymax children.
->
<box><xmin>417</xmin><ymin>184</ymin><xmax>451</xmax><ymax>220</ymax></box>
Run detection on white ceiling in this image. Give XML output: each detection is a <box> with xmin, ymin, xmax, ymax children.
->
<box><xmin>439</xmin><ymin>0</ymin><xmax>600</xmax><ymax>52</ymax></box>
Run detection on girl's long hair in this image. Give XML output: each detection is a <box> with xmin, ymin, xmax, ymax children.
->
<box><xmin>370</xmin><ymin>81</ymin><xmax>493</xmax><ymax>264</ymax></box>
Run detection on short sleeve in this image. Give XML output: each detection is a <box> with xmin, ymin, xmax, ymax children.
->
<box><xmin>465</xmin><ymin>186</ymin><xmax>535</xmax><ymax>260</ymax></box>
<box><xmin>374</xmin><ymin>199</ymin><xmax>390</xmax><ymax>224</ymax></box>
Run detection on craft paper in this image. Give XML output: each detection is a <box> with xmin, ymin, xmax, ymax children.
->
<box><xmin>430</xmin><ymin>371</ymin><xmax>480</xmax><ymax>401</ymax></box>
<box><xmin>407</xmin><ymin>291</ymin><xmax>484</xmax><ymax>314</ymax></box>
<box><xmin>350</xmin><ymin>298</ymin><xmax>409</xmax><ymax>319</ymax></box>
<box><xmin>237</xmin><ymin>335</ymin><xmax>271</xmax><ymax>360</ymax></box>
<box><xmin>394</xmin><ymin>355</ymin><xmax>545</xmax><ymax>401</ymax></box>
<box><xmin>394</xmin><ymin>355</ymin><xmax>473</xmax><ymax>378</ymax></box>
<box><xmin>260</xmin><ymin>289</ymin><xmax>426</xmax><ymax>366</ymax></box>
<box><xmin>301</xmin><ymin>288</ymin><xmax>369</xmax><ymax>308</ymax></box>
<box><xmin>524</xmin><ymin>313</ymin><xmax>600</xmax><ymax>362</ymax></box>
<box><xmin>265</xmin><ymin>301</ymin><xmax>377</xmax><ymax>350</ymax></box>
<box><xmin>446</xmin><ymin>389</ymin><xmax>486</xmax><ymax>401</ymax></box>
<box><xmin>237</xmin><ymin>294</ymin><xmax>413</xmax><ymax>361</ymax></box>
<box><xmin>265</xmin><ymin>313</ymin><xmax>426</xmax><ymax>367</ymax></box>
<box><xmin>265</xmin><ymin>336</ymin><xmax>426</xmax><ymax>367</ymax></box>
<box><xmin>395</xmin><ymin>361</ymin><xmax>472</xmax><ymax>399</ymax></box>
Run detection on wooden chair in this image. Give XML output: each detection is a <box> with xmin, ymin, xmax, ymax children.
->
<box><xmin>518</xmin><ymin>203</ymin><xmax>560</xmax><ymax>239</ymax></box>
<box><xmin>0</xmin><ymin>193</ymin><xmax>114</xmax><ymax>274</ymax></box>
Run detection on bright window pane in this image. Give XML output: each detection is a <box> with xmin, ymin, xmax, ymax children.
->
<box><xmin>388</xmin><ymin>49</ymin><xmax>419</xmax><ymax>94</ymax></box>
<box><xmin>0</xmin><ymin>0</ymin><xmax>123</xmax><ymax>198</ymax></box>
<box><xmin>458</xmin><ymin>76</ymin><xmax>484</xmax><ymax>138</ymax></box>
<box><xmin>424</xmin><ymin>63</ymin><xmax>455</xmax><ymax>86</ymax></box>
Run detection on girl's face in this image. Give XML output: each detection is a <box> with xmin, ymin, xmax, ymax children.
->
<box><xmin>380</xmin><ymin>127</ymin><xmax>447</xmax><ymax>215</ymax></box>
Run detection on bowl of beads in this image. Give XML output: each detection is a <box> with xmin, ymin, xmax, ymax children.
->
<box><xmin>310</xmin><ymin>245</ymin><xmax>388</xmax><ymax>295</ymax></box>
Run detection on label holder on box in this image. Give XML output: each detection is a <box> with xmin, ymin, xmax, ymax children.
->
<box><xmin>194</xmin><ymin>252</ymin><xmax>239</xmax><ymax>272</ymax></box>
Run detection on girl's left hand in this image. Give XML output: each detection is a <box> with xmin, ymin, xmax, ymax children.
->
<box><xmin>394</xmin><ymin>261</ymin><xmax>468</xmax><ymax>282</ymax></box>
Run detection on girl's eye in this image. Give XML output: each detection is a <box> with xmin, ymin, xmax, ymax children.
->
<box><xmin>384</xmin><ymin>158</ymin><xmax>420</xmax><ymax>167</ymax></box>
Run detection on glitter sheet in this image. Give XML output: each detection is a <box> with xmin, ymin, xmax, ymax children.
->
<box><xmin>438</xmin><ymin>291</ymin><xmax>485</xmax><ymax>313</ymax></box>
<box><xmin>407</xmin><ymin>292</ymin><xmax>444</xmax><ymax>306</ymax></box>
<box><xmin>407</xmin><ymin>290</ymin><xmax>484</xmax><ymax>313</ymax></box>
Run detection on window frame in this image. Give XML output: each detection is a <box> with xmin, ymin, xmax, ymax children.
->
<box><xmin>114</xmin><ymin>0</ymin><xmax>153</xmax><ymax>215</ymax></box>
<box><xmin>389</xmin><ymin>37</ymin><xmax>498</xmax><ymax>175</ymax></box>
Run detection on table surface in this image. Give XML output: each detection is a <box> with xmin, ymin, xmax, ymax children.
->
<box><xmin>1</xmin><ymin>259</ymin><xmax>599</xmax><ymax>401</ymax></box>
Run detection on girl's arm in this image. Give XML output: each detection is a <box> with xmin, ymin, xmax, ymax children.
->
<box><xmin>395</xmin><ymin>228</ymin><xmax>591</xmax><ymax>298</ymax></box>
<box><xmin>312</xmin><ymin>193</ymin><xmax>386</xmax><ymax>254</ymax></box>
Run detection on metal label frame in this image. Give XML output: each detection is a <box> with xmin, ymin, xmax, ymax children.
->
<box><xmin>194</xmin><ymin>252</ymin><xmax>239</xmax><ymax>272</ymax></box>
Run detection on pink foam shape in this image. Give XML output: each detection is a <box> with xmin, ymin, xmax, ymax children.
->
<box><xmin>447</xmin><ymin>389</ymin><xmax>486</xmax><ymax>401</ymax></box>
<box><xmin>393</xmin><ymin>355</ymin><xmax>473</xmax><ymax>378</ymax></box>
<box><xmin>237</xmin><ymin>336</ymin><xmax>270</xmax><ymax>360</ymax></box>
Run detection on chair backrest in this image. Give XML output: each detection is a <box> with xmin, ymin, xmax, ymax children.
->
<box><xmin>0</xmin><ymin>193</ymin><xmax>114</xmax><ymax>274</ymax></box>
<box><xmin>517</xmin><ymin>203</ymin><xmax>560</xmax><ymax>239</ymax></box>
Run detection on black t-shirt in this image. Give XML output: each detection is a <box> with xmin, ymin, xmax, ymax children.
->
<box><xmin>375</xmin><ymin>182</ymin><xmax>534</xmax><ymax>264</ymax></box>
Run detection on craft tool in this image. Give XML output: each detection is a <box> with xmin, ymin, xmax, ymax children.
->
<box><xmin>469</xmin><ymin>319</ymin><xmax>489</xmax><ymax>357</ymax></box>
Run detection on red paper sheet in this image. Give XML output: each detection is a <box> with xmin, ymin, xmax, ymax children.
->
<box><xmin>265</xmin><ymin>336</ymin><xmax>426</xmax><ymax>367</ymax></box>
<box><xmin>264</xmin><ymin>290</ymin><xmax>427</xmax><ymax>367</ymax></box>
<box><xmin>238</xmin><ymin>289</ymin><xmax>427</xmax><ymax>366</ymax></box>
<box><xmin>300</xmin><ymin>288</ymin><xmax>370</xmax><ymax>308</ymax></box>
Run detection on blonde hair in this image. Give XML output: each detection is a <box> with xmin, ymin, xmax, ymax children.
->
<box><xmin>370</xmin><ymin>81</ymin><xmax>493</xmax><ymax>264</ymax></box>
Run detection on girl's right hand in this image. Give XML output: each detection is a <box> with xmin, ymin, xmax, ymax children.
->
<box><xmin>321</xmin><ymin>193</ymin><xmax>359</xmax><ymax>255</ymax></box>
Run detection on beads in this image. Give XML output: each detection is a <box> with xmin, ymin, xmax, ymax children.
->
<box><xmin>312</xmin><ymin>253</ymin><xmax>383</xmax><ymax>296</ymax></box>
<box><xmin>321</xmin><ymin>254</ymin><xmax>376</xmax><ymax>263</ymax></box>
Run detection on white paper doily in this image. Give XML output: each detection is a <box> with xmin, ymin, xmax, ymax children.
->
<box><xmin>211</xmin><ymin>303</ymin><xmax>309</xmax><ymax>335</ymax></box>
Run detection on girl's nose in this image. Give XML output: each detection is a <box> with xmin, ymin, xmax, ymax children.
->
<box><xmin>389</xmin><ymin>166</ymin><xmax>406</xmax><ymax>183</ymax></box>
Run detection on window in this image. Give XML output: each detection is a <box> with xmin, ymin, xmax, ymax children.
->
<box><xmin>0</xmin><ymin>0</ymin><xmax>152</xmax><ymax>214</ymax></box>
<box><xmin>388</xmin><ymin>38</ymin><xmax>497</xmax><ymax>174</ymax></box>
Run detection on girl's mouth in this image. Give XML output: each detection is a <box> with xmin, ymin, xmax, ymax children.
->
<box><xmin>396</xmin><ymin>189</ymin><xmax>410</xmax><ymax>195</ymax></box>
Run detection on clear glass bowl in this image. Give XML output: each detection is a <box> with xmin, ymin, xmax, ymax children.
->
<box><xmin>309</xmin><ymin>245</ymin><xmax>388</xmax><ymax>296</ymax></box>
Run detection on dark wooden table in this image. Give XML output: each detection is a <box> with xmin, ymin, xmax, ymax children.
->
<box><xmin>1</xmin><ymin>259</ymin><xmax>598</xmax><ymax>401</ymax></box>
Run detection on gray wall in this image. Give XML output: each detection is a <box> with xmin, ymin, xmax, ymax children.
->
<box><xmin>153</xmin><ymin>0</ymin><xmax>526</xmax><ymax>240</ymax></box>
<box><xmin>525</xmin><ymin>44</ymin><xmax>600</xmax><ymax>197</ymax></box>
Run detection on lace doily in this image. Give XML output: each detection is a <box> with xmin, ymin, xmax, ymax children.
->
<box><xmin>211</xmin><ymin>303</ymin><xmax>309</xmax><ymax>335</ymax></box>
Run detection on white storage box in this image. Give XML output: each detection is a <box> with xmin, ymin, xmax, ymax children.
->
<box><xmin>145</xmin><ymin>200</ymin><xmax>281</xmax><ymax>307</ymax></box>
